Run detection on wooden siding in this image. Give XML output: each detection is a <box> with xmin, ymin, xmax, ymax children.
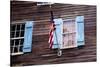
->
<box><xmin>11</xmin><ymin>1</ymin><xmax>96</xmax><ymax>66</ymax></box>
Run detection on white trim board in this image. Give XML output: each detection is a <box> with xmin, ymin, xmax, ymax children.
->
<box><xmin>18</xmin><ymin>0</ymin><xmax>97</xmax><ymax>5</ymax></box>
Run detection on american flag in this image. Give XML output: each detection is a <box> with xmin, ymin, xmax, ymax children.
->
<box><xmin>48</xmin><ymin>22</ymin><xmax>55</xmax><ymax>48</ymax></box>
<box><xmin>48</xmin><ymin>10</ymin><xmax>55</xmax><ymax>48</ymax></box>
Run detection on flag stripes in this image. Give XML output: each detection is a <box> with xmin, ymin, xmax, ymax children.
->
<box><xmin>48</xmin><ymin>23</ymin><xmax>55</xmax><ymax>48</ymax></box>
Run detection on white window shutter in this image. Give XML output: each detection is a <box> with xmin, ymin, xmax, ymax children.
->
<box><xmin>23</xmin><ymin>21</ymin><xmax>34</xmax><ymax>53</ymax></box>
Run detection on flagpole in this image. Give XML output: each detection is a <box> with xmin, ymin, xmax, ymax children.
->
<box><xmin>49</xmin><ymin>4</ymin><xmax>62</xmax><ymax>56</ymax></box>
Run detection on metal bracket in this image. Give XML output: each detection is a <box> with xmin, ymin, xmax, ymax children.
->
<box><xmin>57</xmin><ymin>49</ymin><xmax>62</xmax><ymax>56</ymax></box>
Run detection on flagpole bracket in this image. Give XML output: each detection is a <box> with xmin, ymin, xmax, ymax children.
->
<box><xmin>57</xmin><ymin>49</ymin><xmax>62</xmax><ymax>56</ymax></box>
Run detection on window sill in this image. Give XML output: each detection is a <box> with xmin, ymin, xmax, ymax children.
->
<box><xmin>11</xmin><ymin>52</ymin><xmax>23</xmax><ymax>56</ymax></box>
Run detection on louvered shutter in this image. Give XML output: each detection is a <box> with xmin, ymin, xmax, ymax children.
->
<box><xmin>23</xmin><ymin>21</ymin><xmax>34</xmax><ymax>52</ymax></box>
<box><xmin>52</xmin><ymin>18</ymin><xmax>63</xmax><ymax>49</ymax></box>
<box><xmin>76</xmin><ymin>16</ymin><xmax>85</xmax><ymax>46</ymax></box>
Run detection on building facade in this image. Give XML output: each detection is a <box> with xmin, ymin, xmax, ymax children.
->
<box><xmin>11</xmin><ymin>1</ymin><xmax>96</xmax><ymax>66</ymax></box>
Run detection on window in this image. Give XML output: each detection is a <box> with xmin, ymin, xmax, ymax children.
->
<box><xmin>10</xmin><ymin>23</ymin><xmax>25</xmax><ymax>55</ymax></box>
<box><xmin>52</xmin><ymin>16</ymin><xmax>85</xmax><ymax>49</ymax></box>
<box><xmin>10</xmin><ymin>21</ymin><xmax>34</xmax><ymax>55</ymax></box>
<box><xmin>62</xmin><ymin>19</ymin><xmax>77</xmax><ymax>49</ymax></box>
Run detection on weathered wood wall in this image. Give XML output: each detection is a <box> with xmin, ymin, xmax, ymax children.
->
<box><xmin>11</xmin><ymin>1</ymin><xmax>96</xmax><ymax>66</ymax></box>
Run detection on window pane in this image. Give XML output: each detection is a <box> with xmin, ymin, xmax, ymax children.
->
<box><xmin>20</xmin><ymin>31</ymin><xmax>24</xmax><ymax>37</ymax></box>
<box><xmin>10</xmin><ymin>40</ymin><xmax>14</xmax><ymax>46</ymax></box>
<box><xmin>63</xmin><ymin>20</ymin><xmax>75</xmax><ymax>33</ymax></box>
<box><xmin>14</xmin><ymin>46</ymin><xmax>18</xmax><ymax>53</ymax></box>
<box><xmin>16</xmin><ymin>24</ymin><xmax>20</xmax><ymax>31</ymax></box>
<box><xmin>16</xmin><ymin>31</ymin><xmax>20</xmax><ymax>37</ymax></box>
<box><xmin>63</xmin><ymin>32</ymin><xmax>76</xmax><ymax>48</ymax></box>
<box><xmin>11</xmin><ymin>25</ymin><xmax>15</xmax><ymax>31</ymax></box>
<box><xmin>10</xmin><ymin>47</ymin><xmax>13</xmax><ymax>53</ymax></box>
<box><xmin>15</xmin><ymin>39</ymin><xmax>19</xmax><ymax>46</ymax></box>
<box><xmin>19</xmin><ymin>46</ymin><xmax>23</xmax><ymax>52</ymax></box>
<box><xmin>11</xmin><ymin>32</ymin><xmax>15</xmax><ymax>38</ymax></box>
<box><xmin>21</xmin><ymin>24</ymin><xmax>25</xmax><ymax>30</ymax></box>
<box><xmin>20</xmin><ymin>39</ymin><xmax>24</xmax><ymax>45</ymax></box>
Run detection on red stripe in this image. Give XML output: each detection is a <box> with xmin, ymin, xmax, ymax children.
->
<box><xmin>49</xmin><ymin>29</ymin><xmax>52</xmax><ymax>36</ymax></box>
<box><xmin>48</xmin><ymin>22</ymin><xmax>55</xmax><ymax>48</ymax></box>
<box><xmin>49</xmin><ymin>21</ymin><xmax>55</xmax><ymax>48</ymax></box>
<box><xmin>50</xmin><ymin>32</ymin><xmax>53</xmax><ymax>47</ymax></box>
<box><xmin>49</xmin><ymin>41</ymin><xmax>53</xmax><ymax>48</ymax></box>
<box><xmin>48</xmin><ymin>30</ymin><xmax>52</xmax><ymax>42</ymax></box>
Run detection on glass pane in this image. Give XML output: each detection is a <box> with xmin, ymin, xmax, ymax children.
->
<box><xmin>19</xmin><ymin>46</ymin><xmax>23</xmax><ymax>52</ymax></box>
<box><xmin>15</xmin><ymin>39</ymin><xmax>19</xmax><ymax>46</ymax></box>
<box><xmin>11</xmin><ymin>32</ymin><xmax>15</xmax><ymax>38</ymax></box>
<box><xmin>16</xmin><ymin>24</ymin><xmax>20</xmax><ymax>31</ymax></box>
<box><xmin>20</xmin><ymin>31</ymin><xmax>24</xmax><ymax>37</ymax></box>
<box><xmin>16</xmin><ymin>31</ymin><xmax>20</xmax><ymax>37</ymax></box>
<box><xmin>63</xmin><ymin>33</ymin><xmax>76</xmax><ymax>48</ymax></box>
<box><xmin>20</xmin><ymin>39</ymin><xmax>24</xmax><ymax>45</ymax></box>
<box><xmin>11</xmin><ymin>24</ymin><xmax>15</xmax><ymax>31</ymax></box>
<box><xmin>10</xmin><ymin>40</ymin><xmax>14</xmax><ymax>46</ymax></box>
<box><xmin>10</xmin><ymin>47</ymin><xmax>13</xmax><ymax>53</ymax></box>
<box><xmin>21</xmin><ymin>24</ymin><xmax>25</xmax><ymax>30</ymax></box>
<box><xmin>63</xmin><ymin>20</ymin><xmax>75</xmax><ymax>33</ymax></box>
<box><xmin>63</xmin><ymin>22</ymin><xmax>68</xmax><ymax>33</ymax></box>
<box><xmin>14</xmin><ymin>46</ymin><xmax>18</xmax><ymax>53</ymax></box>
